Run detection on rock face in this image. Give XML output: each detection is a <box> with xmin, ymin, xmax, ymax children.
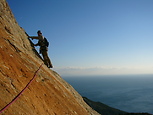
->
<box><xmin>0</xmin><ymin>0</ymin><xmax>99</xmax><ymax>115</ymax></box>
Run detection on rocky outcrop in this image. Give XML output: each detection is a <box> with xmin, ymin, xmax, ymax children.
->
<box><xmin>0</xmin><ymin>0</ymin><xmax>99</xmax><ymax>115</ymax></box>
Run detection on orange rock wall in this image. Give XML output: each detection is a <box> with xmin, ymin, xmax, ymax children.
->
<box><xmin>0</xmin><ymin>0</ymin><xmax>99</xmax><ymax>115</ymax></box>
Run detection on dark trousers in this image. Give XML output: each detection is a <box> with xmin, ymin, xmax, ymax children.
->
<box><xmin>41</xmin><ymin>50</ymin><xmax>53</xmax><ymax>68</ymax></box>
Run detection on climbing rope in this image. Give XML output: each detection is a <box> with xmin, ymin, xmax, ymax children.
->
<box><xmin>0</xmin><ymin>63</ymin><xmax>43</xmax><ymax>114</ymax></box>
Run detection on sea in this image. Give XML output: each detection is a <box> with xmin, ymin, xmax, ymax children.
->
<box><xmin>63</xmin><ymin>74</ymin><xmax>153</xmax><ymax>114</ymax></box>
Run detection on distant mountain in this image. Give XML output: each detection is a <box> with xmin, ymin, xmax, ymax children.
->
<box><xmin>83</xmin><ymin>97</ymin><xmax>127</xmax><ymax>115</ymax></box>
<box><xmin>122</xmin><ymin>113</ymin><xmax>152</xmax><ymax>115</ymax></box>
<box><xmin>83</xmin><ymin>97</ymin><xmax>152</xmax><ymax>115</ymax></box>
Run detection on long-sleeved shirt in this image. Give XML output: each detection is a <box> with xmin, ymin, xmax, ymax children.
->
<box><xmin>29</xmin><ymin>35</ymin><xmax>45</xmax><ymax>46</ymax></box>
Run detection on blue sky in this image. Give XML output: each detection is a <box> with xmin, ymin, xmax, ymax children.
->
<box><xmin>7</xmin><ymin>0</ymin><xmax>153</xmax><ymax>76</ymax></box>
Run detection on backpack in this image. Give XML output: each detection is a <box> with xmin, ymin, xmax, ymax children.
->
<box><xmin>44</xmin><ymin>37</ymin><xmax>49</xmax><ymax>47</ymax></box>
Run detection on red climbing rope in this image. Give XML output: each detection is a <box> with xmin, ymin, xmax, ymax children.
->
<box><xmin>0</xmin><ymin>63</ymin><xmax>43</xmax><ymax>114</ymax></box>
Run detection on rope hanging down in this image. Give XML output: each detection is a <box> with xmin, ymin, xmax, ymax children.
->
<box><xmin>0</xmin><ymin>63</ymin><xmax>43</xmax><ymax>114</ymax></box>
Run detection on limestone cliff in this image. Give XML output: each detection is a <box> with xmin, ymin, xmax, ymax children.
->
<box><xmin>0</xmin><ymin>0</ymin><xmax>100</xmax><ymax>115</ymax></box>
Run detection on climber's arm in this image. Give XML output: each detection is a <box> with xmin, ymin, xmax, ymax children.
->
<box><xmin>34</xmin><ymin>43</ymin><xmax>40</xmax><ymax>46</ymax></box>
<box><xmin>28</xmin><ymin>36</ymin><xmax>39</xmax><ymax>40</ymax></box>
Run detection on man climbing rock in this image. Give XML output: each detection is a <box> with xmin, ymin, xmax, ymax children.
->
<box><xmin>29</xmin><ymin>30</ymin><xmax>53</xmax><ymax>68</ymax></box>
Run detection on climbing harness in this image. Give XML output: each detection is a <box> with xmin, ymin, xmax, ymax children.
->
<box><xmin>0</xmin><ymin>63</ymin><xmax>43</xmax><ymax>113</ymax></box>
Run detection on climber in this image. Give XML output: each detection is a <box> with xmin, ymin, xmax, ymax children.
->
<box><xmin>28</xmin><ymin>30</ymin><xmax>53</xmax><ymax>68</ymax></box>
